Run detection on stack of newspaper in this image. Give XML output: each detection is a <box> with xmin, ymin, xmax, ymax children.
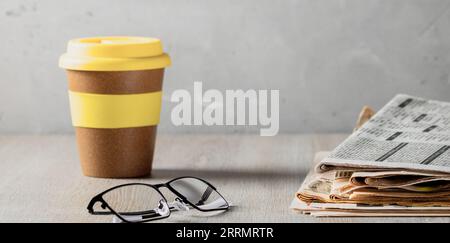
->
<box><xmin>291</xmin><ymin>94</ymin><xmax>450</xmax><ymax>217</ymax></box>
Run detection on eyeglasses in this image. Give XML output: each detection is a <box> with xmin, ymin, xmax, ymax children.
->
<box><xmin>87</xmin><ymin>176</ymin><xmax>229</xmax><ymax>223</ymax></box>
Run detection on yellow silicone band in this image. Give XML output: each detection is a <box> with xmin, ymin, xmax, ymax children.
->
<box><xmin>69</xmin><ymin>91</ymin><xmax>162</xmax><ymax>128</ymax></box>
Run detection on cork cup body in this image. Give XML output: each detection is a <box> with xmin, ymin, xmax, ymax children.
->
<box><xmin>59</xmin><ymin>36</ymin><xmax>171</xmax><ymax>178</ymax></box>
<box><xmin>67</xmin><ymin>70</ymin><xmax>164</xmax><ymax>178</ymax></box>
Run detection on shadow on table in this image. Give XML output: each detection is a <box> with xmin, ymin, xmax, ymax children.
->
<box><xmin>149</xmin><ymin>168</ymin><xmax>307</xmax><ymax>181</ymax></box>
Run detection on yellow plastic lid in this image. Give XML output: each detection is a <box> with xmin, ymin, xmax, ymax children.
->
<box><xmin>59</xmin><ymin>36</ymin><xmax>171</xmax><ymax>71</ymax></box>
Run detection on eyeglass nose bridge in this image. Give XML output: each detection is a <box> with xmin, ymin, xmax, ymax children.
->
<box><xmin>153</xmin><ymin>183</ymin><xmax>191</xmax><ymax>203</ymax></box>
<box><xmin>152</xmin><ymin>183</ymin><xmax>193</xmax><ymax>208</ymax></box>
<box><xmin>153</xmin><ymin>183</ymin><xmax>165</xmax><ymax>188</ymax></box>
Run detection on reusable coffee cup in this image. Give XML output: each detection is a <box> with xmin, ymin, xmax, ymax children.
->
<box><xmin>59</xmin><ymin>36</ymin><xmax>171</xmax><ymax>178</ymax></box>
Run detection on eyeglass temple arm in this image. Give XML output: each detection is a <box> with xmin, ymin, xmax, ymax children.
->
<box><xmin>87</xmin><ymin>196</ymin><xmax>107</xmax><ymax>214</ymax></box>
<box><xmin>88</xmin><ymin>197</ymin><xmax>156</xmax><ymax>216</ymax></box>
<box><xmin>113</xmin><ymin>199</ymin><xmax>190</xmax><ymax>223</ymax></box>
<box><xmin>195</xmin><ymin>186</ymin><xmax>214</xmax><ymax>206</ymax></box>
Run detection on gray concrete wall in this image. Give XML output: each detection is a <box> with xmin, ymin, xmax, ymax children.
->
<box><xmin>1</xmin><ymin>0</ymin><xmax>450</xmax><ymax>134</ymax></box>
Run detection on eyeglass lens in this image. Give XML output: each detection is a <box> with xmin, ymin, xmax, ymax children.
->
<box><xmin>101</xmin><ymin>184</ymin><xmax>170</xmax><ymax>222</ymax></box>
<box><xmin>168</xmin><ymin>177</ymin><xmax>228</xmax><ymax>210</ymax></box>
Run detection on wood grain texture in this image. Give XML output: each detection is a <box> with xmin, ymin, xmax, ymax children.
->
<box><xmin>67</xmin><ymin>69</ymin><xmax>164</xmax><ymax>94</ymax></box>
<box><xmin>75</xmin><ymin>126</ymin><xmax>157</xmax><ymax>178</ymax></box>
<box><xmin>0</xmin><ymin>134</ymin><xmax>449</xmax><ymax>223</ymax></box>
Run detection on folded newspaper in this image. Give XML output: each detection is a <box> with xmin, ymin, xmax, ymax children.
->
<box><xmin>291</xmin><ymin>94</ymin><xmax>450</xmax><ymax>217</ymax></box>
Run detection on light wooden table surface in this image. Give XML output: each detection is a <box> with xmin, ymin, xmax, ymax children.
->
<box><xmin>0</xmin><ymin>134</ymin><xmax>449</xmax><ymax>223</ymax></box>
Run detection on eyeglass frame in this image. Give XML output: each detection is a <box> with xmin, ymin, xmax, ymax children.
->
<box><xmin>87</xmin><ymin>176</ymin><xmax>230</xmax><ymax>223</ymax></box>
